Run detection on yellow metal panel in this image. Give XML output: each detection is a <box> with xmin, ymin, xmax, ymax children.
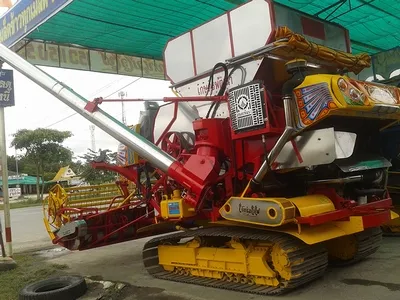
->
<box><xmin>247</xmin><ymin>252</ymin><xmax>274</xmax><ymax>277</ymax></box>
<box><xmin>331</xmin><ymin>216</ymin><xmax>364</xmax><ymax>234</ymax></box>
<box><xmin>219</xmin><ymin>197</ymin><xmax>296</xmax><ymax>227</ymax></box>
<box><xmin>290</xmin><ymin>195</ymin><xmax>335</xmax><ymax>217</ymax></box>
<box><xmin>157</xmin><ymin>242</ymin><xmax>277</xmax><ymax>283</ymax></box>
<box><xmin>390</xmin><ymin>210</ymin><xmax>400</xmax><ymax>220</ymax></box>
<box><xmin>65</xmin><ymin>183</ymin><xmax>116</xmax><ymax>191</ymax></box>
<box><xmin>197</xmin><ymin>248</ymin><xmax>245</xmax><ymax>264</ymax></box>
<box><xmin>158</xmin><ymin>245</ymin><xmax>196</xmax><ymax>265</ymax></box>
<box><xmin>212</xmin><ymin>217</ymin><xmax>367</xmax><ymax>245</ymax></box>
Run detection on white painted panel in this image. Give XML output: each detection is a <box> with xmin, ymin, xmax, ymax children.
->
<box><xmin>164</xmin><ymin>32</ymin><xmax>194</xmax><ymax>83</ymax></box>
<box><xmin>192</xmin><ymin>14</ymin><xmax>231</xmax><ymax>74</ymax></box>
<box><xmin>164</xmin><ymin>0</ymin><xmax>273</xmax><ymax>85</ymax></box>
<box><xmin>153</xmin><ymin>102</ymin><xmax>194</xmax><ymax>146</ymax></box>
<box><xmin>176</xmin><ymin>60</ymin><xmax>262</xmax><ymax>97</ymax></box>
<box><xmin>230</xmin><ymin>0</ymin><xmax>273</xmax><ymax>57</ymax></box>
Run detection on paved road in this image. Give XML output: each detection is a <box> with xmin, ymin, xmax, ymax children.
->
<box><xmin>0</xmin><ymin>206</ymin><xmax>51</xmax><ymax>253</ymax></box>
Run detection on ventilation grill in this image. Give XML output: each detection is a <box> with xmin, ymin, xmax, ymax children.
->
<box><xmin>229</xmin><ymin>81</ymin><xmax>265</xmax><ymax>133</ymax></box>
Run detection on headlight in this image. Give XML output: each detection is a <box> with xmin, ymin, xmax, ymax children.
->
<box><xmin>349</xmin><ymin>88</ymin><xmax>363</xmax><ymax>103</ymax></box>
<box><xmin>338</xmin><ymin>78</ymin><xmax>347</xmax><ymax>91</ymax></box>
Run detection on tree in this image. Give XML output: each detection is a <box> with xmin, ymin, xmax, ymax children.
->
<box><xmin>11</xmin><ymin>128</ymin><xmax>73</xmax><ymax>200</ymax></box>
<box><xmin>79</xmin><ymin>148</ymin><xmax>118</xmax><ymax>185</ymax></box>
<box><xmin>7</xmin><ymin>154</ymin><xmax>34</xmax><ymax>175</ymax></box>
<box><xmin>69</xmin><ymin>158</ymin><xmax>85</xmax><ymax>175</ymax></box>
<box><xmin>7</xmin><ymin>155</ymin><xmax>17</xmax><ymax>172</ymax></box>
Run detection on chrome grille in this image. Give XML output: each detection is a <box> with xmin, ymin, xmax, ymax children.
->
<box><xmin>229</xmin><ymin>81</ymin><xmax>265</xmax><ymax>132</ymax></box>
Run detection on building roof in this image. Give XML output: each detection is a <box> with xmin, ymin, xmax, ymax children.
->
<box><xmin>50</xmin><ymin>165</ymin><xmax>78</xmax><ymax>182</ymax></box>
<box><xmin>0</xmin><ymin>175</ymin><xmax>43</xmax><ymax>186</ymax></box>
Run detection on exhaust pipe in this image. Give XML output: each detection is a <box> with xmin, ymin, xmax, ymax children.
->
<box><xmin>252</xmin><ymin>95</ymin><xmax>295</xmax><ymax>183</ymax></box>
<box><xmin>251</xmin><ymin>59</ymin><xmax>309</xmax><ymax>188</ymax></box>
<box><xmin>0</xmin><ymin>43</ymin><xmax>175</xmax><ymax>172</ymax></box>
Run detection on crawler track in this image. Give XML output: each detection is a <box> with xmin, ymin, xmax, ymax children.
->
<box><xmin>330</xmin><ymin>227</ymin><xmax>383</xmax><ymax>266</ymax></box>
<box><xmin>382</xmin><ymin>232</ymin><xmax>400</xmax><ymax>237</ymax></box>
<box><xmin>142</xmin><ymin>226</ymin><xmax>328</xmax><ymax>296</ymax></box>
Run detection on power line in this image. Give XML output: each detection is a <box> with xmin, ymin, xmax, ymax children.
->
<box><xmin>31</xmin><ymin>76</ymin><xmax>125</xmax><ymax>129</ymax></box>
<box><xmin>44</xmin><ymin>77</ymin><xmax>143</xmax><ymax>129</ymax></box>
<box><xmin>45</xmin><ymin>113</ymin><xmax>77</xmax><ymax>128</ymax></box>
<box><xmin>103</xmin><ymin>77</ymin><xmax>142</xmax><ymax>98</ymax></box>
<box><xmin>90</xmin><ymin>77</ymin><xmax>125</xmax><ymax>96</ymax></box>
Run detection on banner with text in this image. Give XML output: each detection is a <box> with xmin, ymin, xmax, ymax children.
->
<box><xmin>9</xmin><ymin>187</ymin><xmax>21</xmax><ymax>198</ymax></box>
<box><xmin>0</xmin><ymin>69</ymin><xmax>14</xmax><ymax>107</ymax></box>
<box><xmin>12</xmin><ymin>40</ymin><xmax>166</xmax><ymax>80</ymax></box>
<box><xmin>0</xmin><ymin>0</ymin><xmax>73</xmax><ymax>47</ymax></box>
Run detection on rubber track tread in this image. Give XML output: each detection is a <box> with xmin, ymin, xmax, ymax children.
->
<box><xmin>142</xmin><ymin>226</ymin><xmax>328</xmax><ymax>296</ymax></box>
<box><xmin>383</xmin><ymin>232</ymin><xmax>400</xmax><ymax>237</ymax></box>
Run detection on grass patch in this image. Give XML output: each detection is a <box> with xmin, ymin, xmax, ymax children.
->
<box><xmin>0</xmin><ymin>254</ymin><xmax>68</xmax><ymax>299</ymax></box>
<box><xmin>0</xmin><ymin>198</ymin><xmax>42</xmax><ymax>210</ymax></box>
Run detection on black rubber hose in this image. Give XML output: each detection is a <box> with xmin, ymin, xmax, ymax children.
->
<box><xmin>206</xmin><ymin>62</ymin><xmax>228</xmax><ymax>118</ymax></box>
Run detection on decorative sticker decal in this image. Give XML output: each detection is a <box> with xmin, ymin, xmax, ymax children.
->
<box><xmin>294</xmin><ymin>82</ymin><xmax>337</xmax><ymax>128</ymax></box>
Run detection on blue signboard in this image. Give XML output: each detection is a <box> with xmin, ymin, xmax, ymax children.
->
<box><xmin>0</xmin><ymin>69</ymin><xmax>14</xmax><ymax>107</ymax></box>
<box><xmin>0</xmin><ymin>0</ymin><xmax>73</xmax><ymax>48</ymax></box>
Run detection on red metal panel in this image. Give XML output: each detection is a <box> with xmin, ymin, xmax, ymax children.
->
<box><xmin>362</xmin><ymin>211</ymin><xmax>391</xmax><ymax>229</ymax></box>
<box><xmin>301</xmin><ymin>16</ymin><xmax>326</xmax><ymax>40</ymax></box>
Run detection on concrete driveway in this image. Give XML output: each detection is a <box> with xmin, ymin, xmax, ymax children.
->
<box><xmin>45</xmin><ymin>235</ymin><xmax>400</xmax><ymax>300</ymax></box>
<box><xmin>2</xmin><ymin>207</ymin><xmax>400</xmax><ymax>300</ymax></box>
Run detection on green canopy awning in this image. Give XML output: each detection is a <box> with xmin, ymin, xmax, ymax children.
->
<box><xmin>0</xmin><ymin>0</ymin><xmax>398</xmax><ymax>80</ymax></box>
<box><xmin>26</xmin><ymin>0</ymin><xmax>244</xmax><ymax>60</ymax></box>
<box><xmin>20</xmin><ymin>0</ymin><xmax>399</xmax><ymax>58</ymax></box>
<box><xmin>0</xmin><ymin>176</ymin><xmax>43</xmax><ymax>186</ymax></box>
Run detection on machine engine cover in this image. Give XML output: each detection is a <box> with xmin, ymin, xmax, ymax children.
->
<box><xmin>274</xmin><ymin>128</ymin><xmax>356</xmax><ymax>170</ymax></box>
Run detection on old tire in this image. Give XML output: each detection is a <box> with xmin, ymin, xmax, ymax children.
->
<box><xmin>19</xmin><ymin>275</ymin><xmax>87</xmax><ymax>300</ymax></box>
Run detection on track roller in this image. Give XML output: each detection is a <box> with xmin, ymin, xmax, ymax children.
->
<box><xmin>325</xmin><ymin>227</ymin><xmax>382</xmax><ymax>266</ymax></box>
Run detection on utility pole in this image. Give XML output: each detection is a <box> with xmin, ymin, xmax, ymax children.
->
<box><xmin>89</xmin><ymin>125</ymin><xmax>96</xmax><ymax>152</ymax></box>
<box><xmin>0</xmin><ymin>66</ymin><xmax>15</xmax><ymax>258</ymax></box>
<box><xmin>118</xmin><ymin>91</ymin><xmax>127</xmax><ymax>125</ymax></box>
<box><xmin>15</xmin><ymin>147</ymin><xmax>19</xmax><ymax>188</ymax></box>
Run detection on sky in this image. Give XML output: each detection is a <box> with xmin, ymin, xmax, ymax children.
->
<box><xmin>0</xmin><ymin>1</ymin><xmax>177</xmax><ymax>163</ymax></box>
<box><xmin>4</xmin><ymin>64</ymin><xmax>175</xmax><ymax>160</ymax></box>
